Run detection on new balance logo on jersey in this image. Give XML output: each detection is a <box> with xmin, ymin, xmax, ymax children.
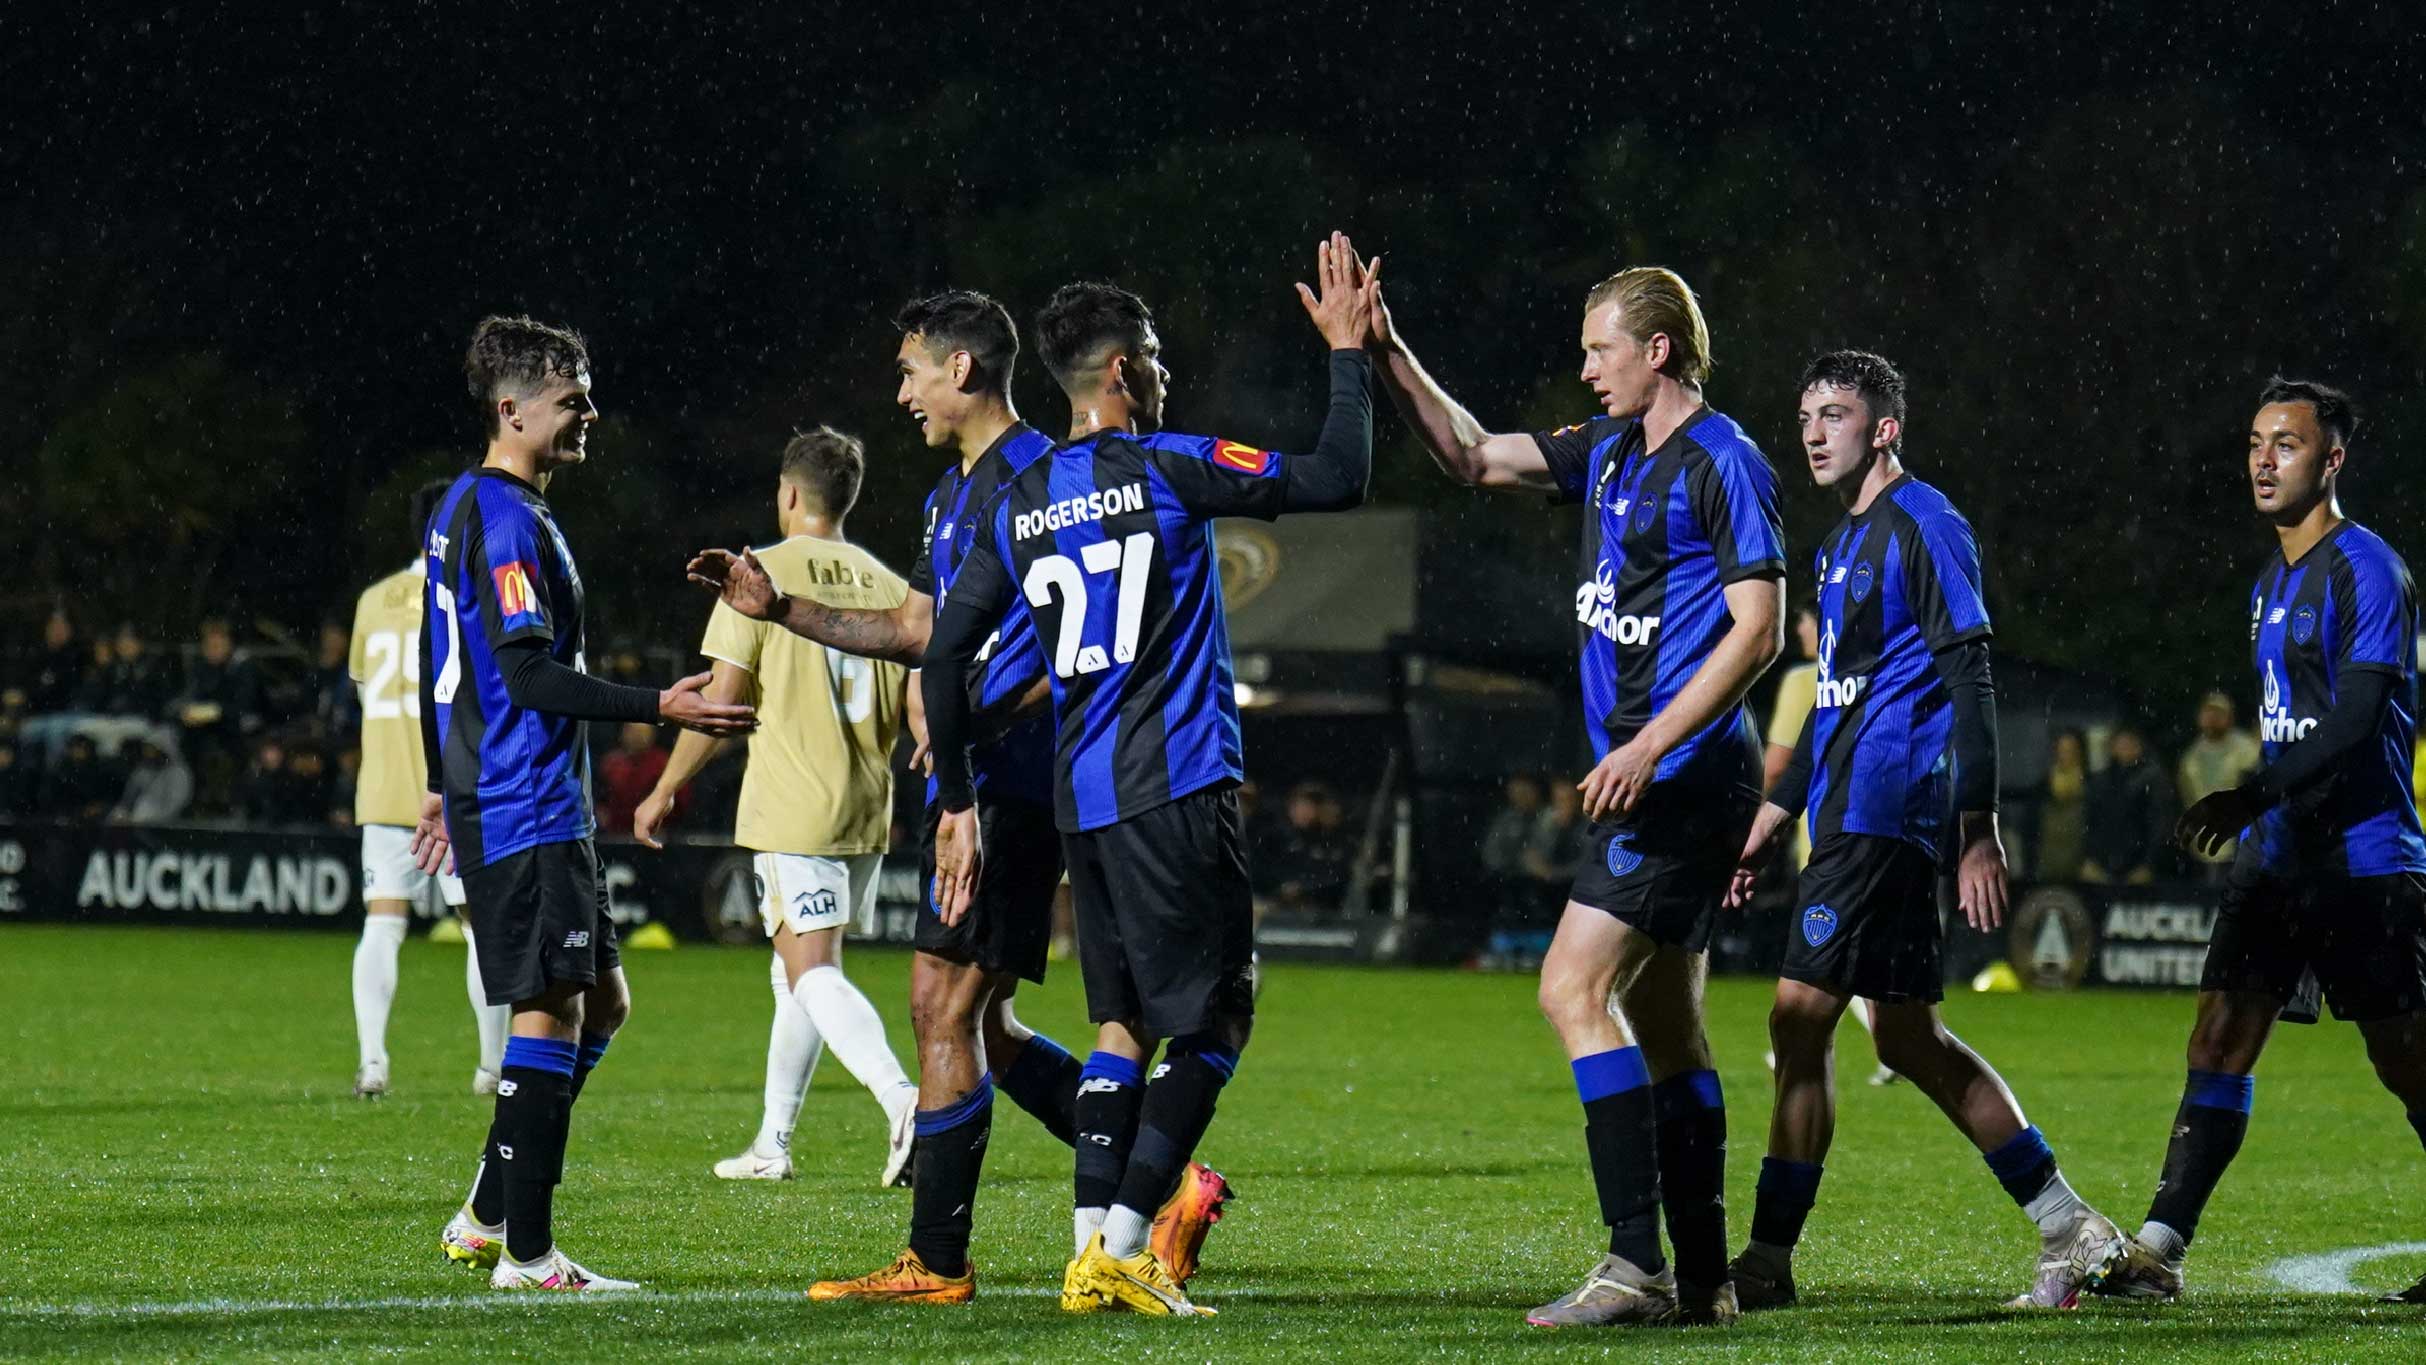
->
<box><xmin>1575</xmin><ymin>561</ymin><xmax>1660</xmax><ymax>645</ymax></box>
<box><xmin>1815</xmin><ymin>621</ymin><xmax>1867</xmax><ymax>709</ymax></box>
<box><xmin>1012</xmin><ymin>483</ymin><xmax>1147</xmax><ymax>539</ymax></box>
<box><xmin>562</xmin><ymin>929</ymin><xmax>591</xmax><ymax>949</ymax></box>
<box><xmin>2258</xmin><ymin>660</ymin><xmax>2316</xmax><ymax>742</ymax></box>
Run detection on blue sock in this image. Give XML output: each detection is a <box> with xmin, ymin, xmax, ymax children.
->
<box><xmin>997</xmin><ymin>1033</ymin><xmax>1081</xmax><ymax>1147</ymax></box>
<box><xmin>1572</xmin><ymin>1047</ymin><xmax>1663</xmax><ymax>1272</ymax></box>
<box><xmin>2147</xmin><ymin>1070</ymin><xmax>2253</xmax><ymax>1243</ymax></box>
<box><xmin>1983</xmin><ymin>1124</ymin><xmax>2058</xmax><ymax>1207</ymax></box>
<box><xmin>570</xmin><ymin>1031</ymin><xmax>610</xmax><ymax>1103</ymax></box>
<box><xmin>1749</xmin><ymin>1156</ymin><xmax>1824</xmax><ymax>1249</ymax></box>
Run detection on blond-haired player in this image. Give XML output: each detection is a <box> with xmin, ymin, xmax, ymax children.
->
<box><xmin>637</xmin><ymin>427</ymin><xmax>922</xmax><ymax>1184</ymax></box>
<box><xmin>349</xmin><ymin>481</ymin><xmax>511</xmax><ymax>1098</ymax></box>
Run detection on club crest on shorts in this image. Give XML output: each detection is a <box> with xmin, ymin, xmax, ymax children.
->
<box><xmin>1850</xmin><ymin>561</ymin><xmax>1875</xmax><ymax>605</ymax></box>
<box><xmin>1802</xmin><ymin>903</ymin><xmax>1839</xmax><ymax>947</ymax></box>
<box><xmin>1605</xmin><ymin>831</ymin><xmax>1642</xmax><ymax>878</ymax></box>
<box><xmin>2291</xmin><ymin>604</ymin><xmax>2317</xmax><ymax>646</ymax></box>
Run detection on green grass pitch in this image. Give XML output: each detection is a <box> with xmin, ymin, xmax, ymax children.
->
<box><xmin>4</xmin><ymin>923</ymin><xmax>2423</xmax><ymax>1360</ymax></box>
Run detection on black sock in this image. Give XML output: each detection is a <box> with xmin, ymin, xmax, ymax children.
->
<box><xmin>2145</xmin><ymin>1069</ymin><xmax>2253</xmax><ymax>1246</ymax></box>
<box><xmin>1572</xmin><ymin>1048</ymin><xmax>1664</xmax><ymax>1274</ymax></box>
<box><xmin>2409</xmin><ymin>1109</ymin><xmax>2426</xmax><ymax>1154</ymax></box>
<box><xmin>1074</xmin><ymin>1051</ymin><xmax>1145</xmax><ymax>1216</ymax></box>
<box><xmin>568</xmin><ymin>1031</ymin><xmax>610</xmax><ymax>1104</ymax></box>
<box><xmin>1652</xmin><ymin>1069</ymin><xmax>1727</xmax><ymax>1290</ymax></box>
<box><xmin>1982</xmin><ymin>1124</ymin><xmax>2059</xmax><ymax>1207</ymax></box>
<box><xmin>905</xmin><ymin>1077</ymin><xmax>993</xmax><ymax>1278</ymax></box>
<box><xmin>1749</xmin><ymin>1157</ymin><xmax>1824</xmax><ymax>1251</ymax></box>
<box><xmin>1111</xmin><ymin>1038</ymin><xmax>1236</xmax><ymax>1218</ymax></box>
<box><xmin>498</xmin><ymin>1036</ymin><xmax>578</xmax><ymax>1263</ymax></box>
<box><xmin>468</xmin><ymin>1120</ymin><xmax>507</xmax><ymax>1226</ymax></box>
<box><xmin>996</xmin><ymin>1032</ymin><xmax>1081</xmax><ymax>1148</ymax></box>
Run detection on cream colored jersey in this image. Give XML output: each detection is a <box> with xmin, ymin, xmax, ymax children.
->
<box><xmin>350</xmin><ymin>563</ymin><xmax>431</xmax><ymax>828</ymax></box>
<box><xmin>699</xmin><ymin>535</ymin><xmax>909</xmax><ymax>856</ymax></box>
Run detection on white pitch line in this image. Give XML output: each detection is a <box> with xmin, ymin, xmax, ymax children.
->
<box><xmin>2</xmin><ymin>1283</ymin><xmax>1265</xmax><ymax>1323</ymax></box>
<box><xmin>2262</xmin><ymin>1241</ymin><xmax>2426</xmax><ymax>1295</ymax></box>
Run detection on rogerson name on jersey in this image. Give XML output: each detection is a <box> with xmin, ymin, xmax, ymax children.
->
<box><xmin>1014</xmin><ymin>483</ymin><xmax>1147</xmax><ymax>540</ymax></box>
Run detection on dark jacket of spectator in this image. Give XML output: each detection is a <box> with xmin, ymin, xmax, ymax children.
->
<box><xmin>41</xmin><ymin>735</ymin><xmax>121</xmax><ymax>824</ymax></box>
<box><xmin>238</xmin><ymin>739</ymin><xmax>329</xmax><ymax>828</ymax></box>
<box><xmin>1268</xmin><ymin>782</ymin><xmax>1353</xmax><ymax>911</ymax></box>
<box><xmin>2083</xmin><ymin>733</ymin><xmax>2173</xmax><ymax>884</ymax></box>
<box><xmin>80</xmin><ymin>627</ymin><xmax>174</xmax><ymax>718</ymax></box>
<box><xmin>26</xmin><ymin>610</ymin><xmax>86</xmax><ymax>714</ymax></box>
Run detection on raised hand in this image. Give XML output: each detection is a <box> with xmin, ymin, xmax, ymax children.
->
<box><xmin>686</xmin><ymin>547</ymin><xmax>781</xmax><ymax>621</ymax></box>
<box><xmin>1295</xmin><ymin>230</ymin><xmax>1374</xmax><ymax>351</ymax></box>
<box><xmin>658</xmin><ymin>670</ymin><xmax>758</xmax><ymax>737</ymax></box>
<box><xmin>1362</xmin><ymin>253</ymin><xmax>1395</xmax><ymax>350</ymax></box>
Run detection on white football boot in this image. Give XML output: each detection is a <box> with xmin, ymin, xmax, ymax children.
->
<box><xmin>491</xmin><ymin>1247</ymin><xmax>638</xmax><ymax>1292</ymax></box>
<box><xmin>713</xmin><ymin>1138</ymin><xmax>794</xmax><ymax>1181</ymax></box>
<box><xmin>440</xmin><ymin>1205</ymin><xmax>505</xmax><ymax>1270</ymax></box>
<box><xmin>354</xmin><ymin>1060</ymin><xmax>390</xmax><ymax>1100</ymax></box>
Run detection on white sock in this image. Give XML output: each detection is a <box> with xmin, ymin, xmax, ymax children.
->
<box><xmin>761</xmin><ymin>953</ymin><xmax>823</xmax><ymax>1152</ymax></box>
<box><xmin>1851</xmin><ymin>997</ymin><xmax>1877</xmax><ymax>1034</ymax></box>
<box><xmin>2024</xmin><ymin>1171</ymin><xmax>2089</xmax><ymax>1239</ymax></box>
<box><xmin>461</xmin><ymin>923</ymin><xmax>509</xmax><ymax>1075</ymax></box>
<box><xmin>2138</xmin><ymin>1220</ymin><xmax>2186</xmax><ymax>1261</ymax></box>
<box><xmin>1100</xmin><ymin>1204</ymin><xmax>1152</xmax><ymax>1260</ymax></box>
<box><xmin>792</xmin><ymin>966</ymin><xmax>913</xmax><ymax>1113</ymax></box>
<box><xmin>1075</xmin><ymin>1206</ymin><xmax>1107</xmax><ymax>1257</ymax></box>
<box><xmin>352</xmin><ymin>915</ymin><xmax>408</xmax><ymax>1068</ymax></box>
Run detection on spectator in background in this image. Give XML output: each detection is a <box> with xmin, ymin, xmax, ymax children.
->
<box><xmin>109</xmin><ymin>735</ymin><xmax>193</xmax><ymax>825</ymax></box>
<box><xmin>1522</xmin><ymin>782</ymin><xmax>1589</xmax><ymax>911</ymax></box>
<box><xmin>42</xmin><ymin>733</ymin><xmax>120</xmax><ymax>824</ymax></box>
<box><xmin>329</xmin><ymin>746</ymin><xmax>360</xmax><ymax>830</ymax></box>
<box><xmin>1481</xmin><ymin>772</ymin><xmax>1545</xmax><ymax>886</ymax></box>
<box><xmin>1270</xmin><ymin>780</ymin><xmax>1353</xmax><ymax>911</ymax></box>
<box><xmin>26</xmin><ymin>609</ymin><xmax>86</xmax><ymax>715</ymax></box>
<box><xmin>238</xmin><ymin>736</ymin><xmax>317</xmax><ymax>828</ymax></box>
<box><xmin>172</xmin><ymin>618</ymin><xmax>262</xmax><ymax>802</ymax></box>
<box><xmin>81</xmin><ymin>623</ymin><xmax>173</xmax><ymax>719</ymax></box>
<box><xmin>307</xmin><ymin>619</ymin><xmax>359</xmax><ymax>742</ymax></box>
<box><xmin>2082</xmin><ymin>726</ymin><xmax>2171</xmax><ymax>884</ymax></box>
<box><xmin>597</xmin><ymin>720</ymin><xmax>668</xmax><ymax>835</ymax></box>
<box><xmin>2030</xmin><ymin>729</ymin><xmax>2091</xmax><ymax>881</ymax></box>
<box><xmin>2176</xmin><ymin>690</ymin><xmax>2261</xmax><ymax>882</ymax></box>
<box><xmin>0</xmin><ymin>735</ymin><xmax>34</xmax><ymax>818</ymax></box>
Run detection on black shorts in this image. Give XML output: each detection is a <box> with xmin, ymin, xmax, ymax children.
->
<box><xmin>1566</xmin><ymin>784</ymin><xmax>1757</xmax><ymax>953</ymax></box>
<box><xmin>917</xmin><ymin>795</ymin><xmax>1063</xmax><ymax>984</ymax></box>
<box><xmin>1780</xmin><ymin>833</ymin><xmax>1945</xmax><ymax>1004</ymax></box>
<box><xmin>461</xmin><ymin>837</ymin><xmax>621</xmax><ymax>1007</ymax></box>
<box><xmin>2201</xmin><ymin>862</ymin><xmax>2426</xmax><ymax>1024</ymax></box>
<box><xmin>1064</xmin><ymin>784</ymin><xmax>1255</xmax><ymax>1039</ymax></box>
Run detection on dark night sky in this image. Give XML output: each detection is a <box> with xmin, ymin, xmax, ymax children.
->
<box><xmin>10</xmin><ymin>2</ymin><xmax>2424</xmax><ymax>731</ymax></box>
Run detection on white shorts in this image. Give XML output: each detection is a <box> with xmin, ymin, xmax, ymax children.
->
<box><xmin>362</xmin><ymin>823</ymin><xmax>467</xmax><ymax>910</ymax></box>
<box><xmin>754</xmin><ymin>851</ymin><xmax>881</xmax><ymax>938</ymax></box>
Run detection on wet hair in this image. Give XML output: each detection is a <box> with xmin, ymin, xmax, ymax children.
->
<box><xmin>1036</xmin><ymin>282</ymin><xmax>1155</xmax><ymax>392</ymax></box>
<box><xmin>1800</xmin><ymin>350</ymin><xmax>1907</xmax><ymax>451</ymax></box>
<box><xmin>464</xmin><ymin>315</ymin><xmax>589</xmax><ymax>437</ymax></box>
<box><xmin>2258</xmin><ymin>375</ymin><xmax>2359</xmax><ymax>450</ymax></box>
<box><xmin>780</xmin><ymin>426</ymin><xmax>866</xmax><ymax>519</ymax></box>
<box><xmin>1583</xmin><ymin>267</ymin><xmax>1712</xmax><ymax>385</ymax></box>
<box><xmin>893</xmin><ymin>291</ymin><xmax>1018</xmax><ymax>395</ymax></box>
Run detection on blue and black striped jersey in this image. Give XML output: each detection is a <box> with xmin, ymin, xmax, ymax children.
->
<box><xmin>937</xmin><ymin>428</ymin><xmax>1290</xmax><ymax>833</ymax></box>
<box><xmin>421</xmin><ymin>468</ymin><xmax>596</xmax><ymax>870</ymax></box>
<box><xmin>1533</xmin><ymin>407</ymin><xmax>1786</xmax><ymax>792</ymax></box>
<box><xmin>2245</xmin><ymin>521</ymin><xmax>2424</xmax><ymax>877</ymax></box>
<box><xmin>907</xmin><ymin>422</ymin><xmax>1056</xmax><ymax>810</ymax></box>
<box><xmin>1802</xmin><ymin>476</ymin><xmax>1991</xmax><ymax>859</ymax></box>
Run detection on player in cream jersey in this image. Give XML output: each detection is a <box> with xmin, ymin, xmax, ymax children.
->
<box><xmin>637</xmin><ymin>428</ymin><xmax>924</xmax><ymax>1184</ymax></box>
<box><xmin>349</xmin><ymin>482</ymin><xmax>513</xmax><ymax>1099</ymax></box>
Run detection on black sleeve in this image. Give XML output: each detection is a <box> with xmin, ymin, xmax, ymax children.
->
<box><xmin>1529</xmin><ymin>419</ymin><xmax>1605</xmax><ymax>504</ymax></box>
<box><xmin>496</xmin><ymin>639</ymin><xmax>661</xmax><ymax>724</ymax></box>
<box><xmin>1277</xmin><ymin>349</ymin><xmax>1374</xmax><ymax>514</ymax></box>
<box><xmin>922</xmin><ymin>524</ymin><xmax>1017</xmax><ymax>812</ymax></box>
<box><xmin>1770</xmin><ymin>702</ymin><xmax>1818</xmax><ymax>814</ymax></box>
<box><xmin>1930</xmin><ymin>637</ymin><xmax>2000</xmax><ymax>814</ymax></box>
<box><xmin>419</xmin><ymin>601</ymin><xmax>442</xmax><ymax>795</ymax></box>
<box><xmin>906</xmin><ymin>489</ymin><xmax>940</xmax><ymax>598</ymax></box>
<box><xmin>2243</xmin><ymin>668</ymin><xmax>2396</xmax><ymax>810</ymax></box>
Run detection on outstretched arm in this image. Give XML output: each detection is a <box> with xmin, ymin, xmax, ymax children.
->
<box><xmin>1363</xmin><ymin>262</ymin><xmax>1559</xmax><ymax>491</ymax></box>
<box><xmin>634</xmin><ymin>661</ymin><xmax>750</xmax><ymax>848</ymax></box>
<box><xmin>687</xmin><ymin>547</ymin><xmax>935</xmax><ymax>666</ymax></box>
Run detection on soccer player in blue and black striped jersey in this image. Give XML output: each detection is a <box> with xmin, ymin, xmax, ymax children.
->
<box><xmin>421</xmin><ymin>316</ymin><xmax>756</xmax><ymax>1292</ymax></box>
<box><xmin>921</xmin><ymin>236</ymin><xmax>1376</xmax><ymax>1316</ymax></box>
<box><xmin>1725</xmin><ymin>351</ymin><xmax>2126</xmax><ymax>1311</ymax></box>
<box><xmin>689</xmin><ymin>292</ymin><xmax>1229</xmax><ymax>1303</ymax></box>
<box><xmin>2097</xmin><ymin>378</ymin><xmax>2426</xmax><ymax>1304</ymax></box>
<box><xmin>1371</xmin><ymin>265</ymin><xmax>1782</xmax><ymax>1327</ymax></box>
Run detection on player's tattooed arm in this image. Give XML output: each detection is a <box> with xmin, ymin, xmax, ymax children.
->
<box><xmin>1361</xmin><ymin>260</ymin><xmax>1559</xmax><ymax>492</ymax></box>
<box><xmin>685</xmin><ymin>547</ymin><xmax>934</xmax><ymax>665</ymax></box>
